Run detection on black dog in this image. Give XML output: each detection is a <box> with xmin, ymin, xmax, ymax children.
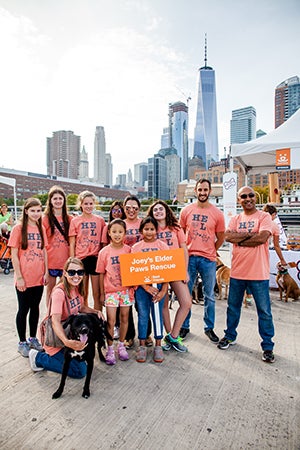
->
<box><xmin>52</xmin><ymin>313</ymin><xmax>106</xmax><ymax>400</ymax></box>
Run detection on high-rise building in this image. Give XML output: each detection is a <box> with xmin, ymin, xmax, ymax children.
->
<box><xmin>168</xmin><ymin>102</ymin><xmax>189</xmax><ymax>180</ymax></box>
<box><xmin>193</xmin><ymin>35</ymin><xmax>219</xmax><ymax>169</ymax></box>
<box><xmin>275</xmin><ymin>76</ymin><xmax>300</xmax><ymax>128</ymax></box>
<box><xmin>134</xmin><ymin>162</ymin><xmax>148</xmax><ymax>187</ymax></box>
<box><xmin>160</xmin><ymin>127</ymin><xmax>170</xmax><ymax>150</ymax></box>
<box><xmin>94</xmin><ymin>126</ymin><xmax>106</xmax><ymax>184</ymax></box>
<box><xmin>148</xmin><ymin>154</ymin><xmax>168</xmax><ymax>200</ymax></box>
<box><xmin>47</xmin><ymin>130</ymin><xmax>80</xmax><ymax>179</ymax></box>
<box><xmin>79</xmin><ymin>145</ymin><xmax>89</xmax><ymax>181</ymax></box>
<box><xmin>230</xmin><ymin>106</ymin><xmax>256</xmax><ymax>144</ymax></box>
<box><xmin>105</xmin><ymin>153</ymin><xmax>113</xmax><ymax>187</ymax></box>
<box><xmin>158</xmin><ymin>148</ymin><xmax>180</xmax><ymax>200</ymax></box>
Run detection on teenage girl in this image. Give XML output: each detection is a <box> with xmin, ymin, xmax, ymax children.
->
<box><xmin>8</xmin><ymin>198</ymin><xmax>48</xmax><ymax>357</ymax></box>
<box><xmin>69</xmin><ymin>191</ymin><xmax>105</xmax><ymax>310</ymax></box>
<box><xmin>43</xmin><ymin>186</ymin><xmax>72</xmax><ymax>305</ymax></box>
<box><xmin>29</xmin><ymin>257</ymin><xmax>103</xmax><ymax>377</ymax></box>
<box><xmin>148</xmin><ymin>200</ymin><xmax>192</xmax><ymax>352</ymax></box>
<box><xmin>96</xmin><ymin>219</ymin><xmax>134</xmax><ymax>365</ymax></box>
<box><xmin>132</xmin><ymin>216</ymin><xmax>168</xmax><ymax>363</ymax></box>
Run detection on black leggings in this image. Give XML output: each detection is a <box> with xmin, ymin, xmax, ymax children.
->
<box><xmin>16</xmin><ymin>285</ymin><xmax>44</xmax><ymax>342</ymax></box>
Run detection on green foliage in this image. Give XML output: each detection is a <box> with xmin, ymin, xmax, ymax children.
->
<box><xmin>33</xmin><ymin>193</ymin><xmax>48</xmax><ymax>205</ymax></box>
<box><xmin>66</xmin><ymin>194</ymin><xmax>78</xmax><ymax>206</ymax></box>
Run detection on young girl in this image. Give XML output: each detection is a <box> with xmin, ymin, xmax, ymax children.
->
<box><xmin>69</xmin><ymin>191</ymin><xmax>105</xmax><ymax>310</ymax></box>
<box><xmin>101</xmin><ymin>200</ymin><xmax>126</xmax><ymax>247</ymax></box>
<box><xmin>132</xmin><ymin>216</ymin><xmax>169</xmax><ymax>363</ymax></box>
<box><xmin>148</xmin><ymin>201</ymin><xmax>192</xmax><ymax>353</ymax></box>
<box><xmin>96</xmin><ymin>219</ymin><xmax>134</xmax><ymax>365</ymax></box>
<box><xmin>29</xmin><ymin>257</ymin><xmax>103</xmax><ymax>376</ymax></box>
<box><xmin>8</xmin><ymin>198</ymin><xmax>48</xmax><ymax>357</ymax></box>
<box><xmin>43</xmin><ymin>186</ymin><xmax>72</xmax><ymax>305</ymax></box>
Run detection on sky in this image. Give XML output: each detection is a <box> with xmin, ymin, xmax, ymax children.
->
<box><xmin>0</xmin><ymin>0</ymin><xmax>300</xmax><ymax>182</ymax></box>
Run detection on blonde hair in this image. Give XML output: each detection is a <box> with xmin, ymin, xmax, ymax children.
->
<box><xmin>76</xmin><ymin>191</ymin><xmax>96</xmax><ymax>211</ymax></box>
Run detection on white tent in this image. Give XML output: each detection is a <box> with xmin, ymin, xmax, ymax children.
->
<box><xmin>0</xmin><ymin>175</ymin><xmax>17</xmax><ymax>222</ymax></box>
<box><xmin>231</xmin><ymin>108</ymin><xmax>300</xmax><ymax>174</ymax></box>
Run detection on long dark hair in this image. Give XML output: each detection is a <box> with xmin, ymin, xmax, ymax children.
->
<box><xmin>21</xmin><ymin>198</ymin><xmax>45</xmax><ymax>250</ymax></box>
<box><xmin>109</xmin><ymin>201</ymin><xmax>126</xmax><ymax>221</ymax></box>
<box><xmin>147</xmin><ymin>200</ymin><xmax>180</xmax><ymax>230</ymax></box>
<box><xmin>44</xmin><ymin>185</ymin><xmax>70</xmax><ymax>242</ymax></box>
<box><xmin>139</xmin><ymin>216</ymin><xmax>158</xmax><ymax>232</ymax></box>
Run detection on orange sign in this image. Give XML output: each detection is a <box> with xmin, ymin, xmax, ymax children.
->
<box><xmin>276</xmin><ymin>148</ymin><xmax>290</xmax><ymax>170</ymax></box>
<box><xmin>120</xmin><ymin>248</ymin><xmax>186</xmax><ymax>286</ymax></box>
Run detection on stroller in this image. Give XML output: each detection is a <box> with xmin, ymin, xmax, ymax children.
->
<box><xmin>0</xmin><ymin>235</ymin><xmax>13</xmax><ymax>274</ymax></box>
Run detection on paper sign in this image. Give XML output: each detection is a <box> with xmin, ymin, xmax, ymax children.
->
<box><xmin>120</xmin><ymin>248</ymin><xmax>186</xmax><ymax>286</ymax></box>
<box><xmin>276</xmin><ymin>148</ymin><xmax>290</xmax><ymax>170</ymax></box>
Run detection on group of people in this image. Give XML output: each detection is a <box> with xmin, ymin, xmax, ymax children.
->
<box><xmin>7</xmin><ymin>178</ymin><xmax>279</xmax><ymax>380</ymax></box>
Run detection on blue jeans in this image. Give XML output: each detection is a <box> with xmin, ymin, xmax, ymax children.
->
<box><xmin>135</xmin><ymin>286</ymin><xmax>165</xmax><ymax>340</ymax></box>
<box><xmin>224</xmin><ymin>278</ymin><xmax>274</xmax><ymax>350</ymax></box>
<box><xmin>182</xmin><ymin>256</ymin><xmax>216</xmax><ymax>331</ymax></box>
<box><xmin>36</xmin><ymin>349</ymin><xmax>87</xmax><ymax>379</ymax></box>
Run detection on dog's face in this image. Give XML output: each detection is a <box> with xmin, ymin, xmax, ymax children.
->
<box><xmin>64</xmin><ymin>314</ymin><xmax>93</xmax><ymax>344</ymax></box>
<box><xmin>277</xmin><ymin>262</ymin><xmax>288</xmax><ymax>274</ymax></box>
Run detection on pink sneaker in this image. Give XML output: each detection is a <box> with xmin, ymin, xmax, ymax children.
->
<box><xmin>118</xmin><ymin>343</ymin><xmax>129</xmax><ymax>361</ymax></box>
<box><xmin>105</xmin><ymin>347</ymin><xmax>116</xmax><ymax>365</ymax></box>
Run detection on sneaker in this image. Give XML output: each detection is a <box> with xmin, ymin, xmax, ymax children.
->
<box><xmin>204</xmin><ymin>329</ymin><xmax>219</xmax><ymax>344</ymax></box>
<box><xmin>105</xmin><ymin>347</ymin><xmax>116</xmax><ymax>365</ymax></box>
<box><xmin>262</xmin><ymin>350</ymin><xmax>275</xmax><ymax>363</ymax></box>
<box><xmin>113</xmin><ymin>326</ymin><xmax>120</xmax><ymax>340</ymax></box>
<box><xmin>165</xmin><ymin>334</ymin><xmax>188</xmax><ymax>353</ymax></box>
<box><xmin>18</xmin><ymin>341</ymin><xmax>30</xmax><ymax>358</ymax></box>
<box><xmin>162</xmin><ymin>337</ymin><xmax>172</xmax><ymax>351</ymax></box>
<box><xmin>179</xmin><ymin>328</ymin><xmax>190</xmax><ymax>340</ymax></box>
<box><xmin>153</xmin><ymin>346</ymin><xmax>164</xmax><ymax>363</ymax></box>
<box><xmin>145</xmin><ymin>336</ymin><xmax>153</xmax><ymax>347</ymax></box>
<box><xmin>124</xmin><ymin>339</ymin><xmax>134</xmax><ymax>349</ymax></box>
<box><xmin>27</xmin><ymin>337</ymin><xmax>43</xmax><ymax>352</ymax></box>
<box><xmin>217</xmin><ymin>337</ymin><xmax>236</xmax><ymax>350</ymax></box>
<box><xmin>118</xmin><ymin>343</ymin><xmax>129</xmax><ymax>361</ymax></box>
<box><xmin>29</xmin><ymin>349</ymin><xmax>44</xmax><ymax>372</ymax></box>
<box><xmin>136</xmin><ymin>346</ymin><xmax>147</xmax><ymax>363</ymax></box>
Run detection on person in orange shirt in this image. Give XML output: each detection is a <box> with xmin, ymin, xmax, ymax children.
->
<box><xmin>69</xmin><ymin>191</ymin><xmax>105</xmax><ymax>310</ymax></box>
<box><xmin>43</xmin><ymin>186</ymin><xmax>72</xmax><ymax>306</ymax></box>
<box><xmin>9</xmin><ymin>198</ymin><xmax>48</xmax><ymax>358</ymax></box>
<box><xmin>218</xmin><ymin>186</ymin><xmax>275</xmax><ymax>363</ymax></box>
<box><xmin>179</xmin><ymin>179</ymin><xmax>225</xmax><ymax>343</ymax></box>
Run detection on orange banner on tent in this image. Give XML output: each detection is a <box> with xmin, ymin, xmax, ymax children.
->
<box><xmin>276</xmin><ymin>148</ymin><xmax>290</xmax><ymax>170</ymax></box>
<box><xmin>120</xmin><ymin>248</ymin><xmax>186</xmax><ymax>286</ymax></box>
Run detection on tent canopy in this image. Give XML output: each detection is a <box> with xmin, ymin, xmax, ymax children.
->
<box><xmin>231</xmin><ymin>108</ymin><xmax>300</xmax><ymax>174</ymax></box>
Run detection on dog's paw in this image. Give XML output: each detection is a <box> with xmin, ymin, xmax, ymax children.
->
<box><xmin>52</xmin><ymin>390</ymin><xmax>62</xmax><ymax>399</ymax></box>
<box><xmin>82</xmin><ymin>389</ymin><xmax>90</xmax><ymax>399</ymax></box>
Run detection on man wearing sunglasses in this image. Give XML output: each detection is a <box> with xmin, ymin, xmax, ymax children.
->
<box><xmin>218</xmin><ymin>186</ymin><xmax>275</xmax><ymax>363</ymax></box>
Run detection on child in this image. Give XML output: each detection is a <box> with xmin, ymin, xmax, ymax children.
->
<box><xmin>132</xmin><ymin>216</ymin><xmax>169</xmax><ymax>363</ymax></box>
<box><xmin>43</xmin><ymin>185</ymin><xmax>72</xmax><ymax>305</ymax></box>
<box><xmin>96</xmin><ymin>219</ymin><xmax>134</xmax><ymax>365</ymax></box>
<box><xmin>8</xmin><ymin>198</ymin><xmax>48</xmax><ymax>357</ymax></box>
<box><xmin>29</xmin><ymin>257</ymin><xmax>103</xmax><ymax>376</ymax></box>
<box><xmin>148</xmin><ymin>200</ymin><xmax>191</xmax><ymax>353</ymax></box>
<box><xmin>69</xmin><ymin>191</ymin><xmax>105</xmax><ymax>310</ymax></box>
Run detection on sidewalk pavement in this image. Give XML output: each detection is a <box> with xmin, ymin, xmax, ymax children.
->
<box><xmin>0</xmin><ymin>268</ymin><xmax>299</xmax><ymax>450</ymax></box>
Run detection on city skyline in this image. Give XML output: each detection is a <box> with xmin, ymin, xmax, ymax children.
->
<box><xmin>0</xmin><ymin>0</ymin><xmax>300</xmax><ymax>181</ymax></box>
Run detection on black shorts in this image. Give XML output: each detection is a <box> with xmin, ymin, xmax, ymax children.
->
<box><xmin>81</xmin><ymin>255</ymin><xmax>99</xmax><ymax>276</ymax></box>
<box><xmin>49</xmin><ymin>269</ymin><xmax>63</xmax><ymax>278</ymax></box>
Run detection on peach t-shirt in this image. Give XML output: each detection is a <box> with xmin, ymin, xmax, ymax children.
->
<box><xmin>132</xmin><ymin>239</ymin><xmax>169</xmax><ymax>253</ymax></box>
<box><xmin>43</xmin><ymin>215</ymin><xmax>72</xmax><ymax>270</ymax></box>
<box><xmin>123</xmin><ymin>218</ymin><xmax>142</xmax><ymax>247</ymax></box>
<box><xmin>69</xmin><ymin>214</ymin><xmax>105</xmax><ymax>259</ymax></box>
<box><xmin>96</xmin><ymin>244</ymin><xmax>131</xmax><ymax>293</ymax></box>
<box><xmin>8</xmin><ymin>223</ymin><xmax>48</xmax><ymax>287</ymax></box>
<box><xmin>228</xmin><ymin>210</ymin><xmax>272</xmax><ymax>280</ymax></box>
<box><xmin>44</xmin><ymin>285</ymin><xmax>84</xmax><ymax>356</ymax></box>
<box><xmin>156</xmin><ymin>225</ymin><xmax>186</xmax><ymax>249</ymax></box>
<box><xmin>179</xmin><ymin>203</ymin><xmax>225</xmax><ymax>261</ymax></box>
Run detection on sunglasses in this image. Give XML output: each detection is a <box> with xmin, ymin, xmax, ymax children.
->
<box><xmin>125</xmin><ymin>206</ymin><xmax>139</xmax><ymax>211</ymax></box>
<box><xmin>112</xmin><ymin>208</ymin><xmax>122</xmax><ymax>214</ymax></box>
<box><xmin>66</xmin><ymin>269</ymin><xmax>85</xmax><ymax>277</ymax></box>
<box><xmin>239</xmin><ymin>193</ymin><xmax>255</xmax><ymax>199</ymax></box>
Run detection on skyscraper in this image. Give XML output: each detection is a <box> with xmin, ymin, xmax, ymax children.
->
<box><xmin>47</xmin><ymin>130</ymin><xmax>80</xmax><ymax>179</ymax></box>
<box><xmin>193</xmin><ymin>36</ymin><xmax>219</xmax><ymax>169</ymax></box>
<box><xmin>275</xmin><ymin>76</ymin><xmax>300</xmax><ymax>128</ymax></box>
<box><xmin>230</xmin><ymin>106</ymin><xmax>256</xmax><ymax>144</ymax></box>
<box><xmin>148</xmin><ymin>154</ymin><xmax>168</xmax><ymax>200</ymax></box>
<box><xmin>134</xmin><ymin>162</ymin><xmax>148</xmax><ymax>187</ymax></box>
<box><xmin>79</xmin><ymin>145</ymin><xmax>89</xmax><ymax>181</ymax></box>
<box><xmin>94</xmin><ymin>126</ymin><xmax>106</xmax><ymax>184</ymax></box>
<box><xmin>105</xmin><ymin>153</ymin><xmax>113</xmax><ymax>187</ymax></box>
<box><xmin>168</xmin><ymin>102</ymin><xmax>189</xmax><ymax>180</ymax></box>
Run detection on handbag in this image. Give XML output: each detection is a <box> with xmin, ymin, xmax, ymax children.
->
<box><xmin>40</xmin><ymin>288</ymin><xmax>71</xmax><ymax>348</ymax></box>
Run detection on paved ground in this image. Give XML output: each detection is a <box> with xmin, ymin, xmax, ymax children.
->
<box><xmin>0</xmin><ymin>257</ymin><xmax>299</xmax><ymax>450</ymax></box>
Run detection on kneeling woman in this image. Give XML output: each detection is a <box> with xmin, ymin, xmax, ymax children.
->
<box><xmin>29</xmin><ymin>257</ymin><xmax>103</xmax><ymax>378</ymax></box>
